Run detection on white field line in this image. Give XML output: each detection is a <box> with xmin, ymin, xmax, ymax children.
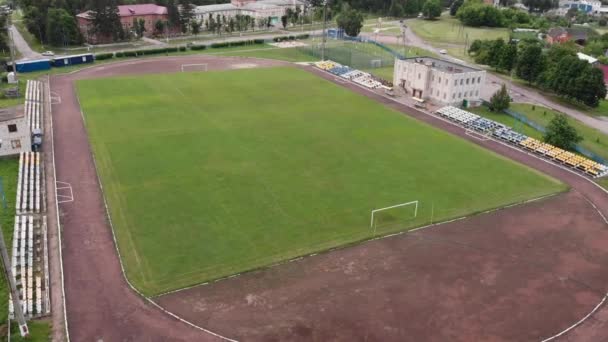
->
<box><xmin>48</xmin><ymin>76</ymin><xmax>71</xmax><ymax>342</ymax></box>
<box><xmin>540</xmin><ymin>195</ymin><xmax>608</xmax><ymax>341</ymax></box>
<box><xmin>74</xmin><ymin>90</ymin><xmax>238</xmax><ymax>342</ymax></box>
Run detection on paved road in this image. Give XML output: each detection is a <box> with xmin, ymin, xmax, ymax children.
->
<box><xmin>10</xmin><ymin>24</ymin><xmax>42</xmax><ymax>61</ymax></box>
<box><xmin>362</xmin><ymin>24</ymin><xmax>608</xmax><ymax>135</ymax></box>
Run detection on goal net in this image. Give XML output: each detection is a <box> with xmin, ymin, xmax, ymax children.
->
<box><xmin>370</xmin><ymin>200</ymin><xmax>418</xmax><ymax>233</ymax></box>
<box><xmin>181</xmin><ymin>63</ymin><xmax>208</xmax><ymax>72</ymax></box>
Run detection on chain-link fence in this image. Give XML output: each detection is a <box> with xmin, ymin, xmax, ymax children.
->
<box><xmin>296</xmin><ymin>40</ymin><xmax>396</xmax><ymax>70</ymax></box>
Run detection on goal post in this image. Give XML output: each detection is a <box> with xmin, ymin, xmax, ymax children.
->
<box><xmin>370</xmin><ymin>200</ymin><xmax>418</xmax><ymax>234</ymax></box>
<box><xmin>181</xmin><ymin>63</ymin><xmax>208</xmax><ymax>72</ymax></box>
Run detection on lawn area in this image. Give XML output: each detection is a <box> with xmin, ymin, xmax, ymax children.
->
<box><xmin>468</xmin><ymin>106</ymin><xmax>544</xmax><ymax>140</ymax></box>
<box><xmin>0</xmin><ymin>159</ymin><xmax>50</xmax><ymax>341</ymax></box>
<box><xmin>77</xmin><ymin>67</ymin><xmax>564</xmax><ymax>295</ymax></box>
<box><xmin>216</xmin><ymin>46</ymin><xmax>315</xmax><ymax>62</ymax></box>
<box><xmin>408</xmin><ymin>14</ymin><xmax>509</xmax><ymax>45</ymax></box>
<box><xmin>509</xmin><ymin>103</ymin><xmax>608</xmax><ymax>162</ymax></box>
<box><xmin>588</xmin><ymin>99</ymin><xmax>608</xmax><ymax>117</ymax></box>
<box><xmin>598</xmin><ymin>177</ymin><xmax>608</xmax><ymax>190</ymax></box>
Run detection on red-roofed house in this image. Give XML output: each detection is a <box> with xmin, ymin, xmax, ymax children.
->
<box><xmin>598</xmin><ymin>64</ymin><xmax>608</xmax><ymax>98</ymax></box>
<box><xmin>77</xmin><ymin>4</ymin><xmax>169</xmax><ymax>43</ymax></box>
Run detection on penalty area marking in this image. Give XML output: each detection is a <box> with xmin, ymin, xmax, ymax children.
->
<box><xmin>56</xmin><ymin>181</ymin><xmax>73</xmax><ymax>204</ymax></box>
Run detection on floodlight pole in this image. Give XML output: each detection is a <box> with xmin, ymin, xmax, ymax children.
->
<box><xmin>0</xmin><ymin>222</ymin><xmax>29</xmax><ymax>337</ymax></box>
<box><xmin>321</xmin><ymin>0</ymin><xmax>327</xmax><ymax>61</ymax></box>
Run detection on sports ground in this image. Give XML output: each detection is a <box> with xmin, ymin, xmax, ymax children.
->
<box><xmin>76</xmin><ymin>67</ymin><xmax>563</xmax><ymax>295</ymax></box>
<box><xmin>48</xmin><ymin>55</ymin><xmax>608</xmax><ymax>341</ymax></box>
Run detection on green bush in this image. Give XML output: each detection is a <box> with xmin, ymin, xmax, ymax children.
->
<box><xmin>123</xmin><ymin>51</ymin><xmax>138</xmax><ymax>57</ymax></box>
<box><xmin>191</xmin><ymin>44</ymin><xmax>207</xmax><ymax>50</ymax></box>
<box><xmin>166</xmin><ymin>47</ymin><xmax>179</xmax><ymax>53</ymax></box>
<box><xmin>295</xmin><ymin>34</ymin><xmax>310</xmax><ymax>40</ymax></box>
<box><xmin>115</xmin><ymin>51</ymin><xmax>125</xmax><ymax>58</ymax></box>
<box><xmin>211</xmin><ymin>42</ymin><xmax>230</xmax><ymax>48</ymax></box>
<box><xmin>253</xmin><ymin>39</ymin><xmax>265</xmax><ymax>44</ymax></box>
<box><xmin>94</xmin><ymin>53</ymin><xmax>114</xmax><ymax>60</ymax></box>
<box><xmin>178</xmin><ymin>46</ymin><xmax>187</xmax><ymax>52</ymax></box>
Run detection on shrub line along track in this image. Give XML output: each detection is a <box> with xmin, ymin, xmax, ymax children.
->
<box><xmin>49</xmin><ymin>56</ymin><xmax>608</xmax><ymax>341</ymax></box>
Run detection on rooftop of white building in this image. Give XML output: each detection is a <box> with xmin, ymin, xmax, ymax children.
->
<box><xmin>402</xmin><ymin>57</ymin><xmax>481</xmax><ymax>74</ymax></box>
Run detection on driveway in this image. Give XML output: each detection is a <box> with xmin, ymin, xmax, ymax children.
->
<box><xmin>10</xmin><ymin>24</ymin><xmax>42</xmax><ymax>61</ymax></box>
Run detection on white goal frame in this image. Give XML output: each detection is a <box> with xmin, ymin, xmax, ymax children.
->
<box><xmin>181</xmin><ymin>63</ymin><xmax>208</xmax><ymax>72</ymax></box>
<box><xmin>370</xmin><ymin>200</ymin><xmax>418</xmax><ymax>234</ymax></box>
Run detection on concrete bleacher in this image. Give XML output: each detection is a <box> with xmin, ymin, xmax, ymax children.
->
<box><xmin>437</xmin><ymin>106</ymin><xmax>608</xmax><ymax>178</ymax></box>
<box><xmin>16</xmin><ymin>152</ymin><xmax>42</xmax><ymax>214</ymax></box>
<box><xmin>25</xmin><ymin>80</ymin><xmax>43</xmax><ymax>135</ymax></box>
<box><xmin>314</xmin><ymin>61</ymin><xmax>382</xmax><ymax>90</ymax></box>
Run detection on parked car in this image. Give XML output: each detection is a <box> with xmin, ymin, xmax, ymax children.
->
<box><xmin>439</xmin><ymin>49</ymin><xmax>447</xmax><ymax>54</ymax></box>
<box><xmin>42</xmin><ymin>51</ymin><xmax>54</xmax><ymax>56</ymax></box>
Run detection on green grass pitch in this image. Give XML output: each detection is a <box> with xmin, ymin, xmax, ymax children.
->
<box><xmin>76</xmin><ymin>67</ymin><xmax>565</xmax><ymax>295</ymax></box>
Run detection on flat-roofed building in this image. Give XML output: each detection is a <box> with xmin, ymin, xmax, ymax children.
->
<box><xmin>393</xmin><ymin>57</ymin><xmax>486</xmax><ymax>106</ymax></box>
<box><xmin>0</xmin><ymin>107</ymin><xmax>31</xmax><ymax>157</ymax></box>
<box><xmin>194</xmin><ymin>0</ymin><xmax>304</xmax><ymax>26</ymax></box>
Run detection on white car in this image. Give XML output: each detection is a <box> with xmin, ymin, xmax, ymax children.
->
<box><xmin>439</xmin><ymin>49</ymin><xmax>447</xmax><ymax>54</ymax></box>
<box><xmin>41</xmin><ymin>51</ymin><xmax>54</xmax><ymax>56</ymax></box>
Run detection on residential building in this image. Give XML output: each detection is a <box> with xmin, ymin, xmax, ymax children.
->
<box><xmin>557</xmin><ymin>0</ymin><xmax>602</xmax><ymax>14</ymax></box>
<box><xmin>0</xmin><ymin>108</ymin><xmax>31</xmax><ymax>157</ymax></box>
<box><xmin>393</xmin><ymin>57</ymin><xmax>486</xmax><ymax>106</ymax></box>
<box><xmin>546</xmin><ymin>27</ymin><xmax>589</xmax><ymax>45</ymax></box>
<box><xmin>77</xmin><ymin>4</ymin><xmax>169</xmax><ymax>44</ymax></box>
<box><xmin>194</xmin><ymin>0</ymin><xmax>304</xmax><ymax>27</ymax></box>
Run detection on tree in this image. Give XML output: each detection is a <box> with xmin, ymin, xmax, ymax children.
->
<box><xmin>573</xmin><ymin>67</ymin><xmax>607</xmax><ymax>107</ymax></box>
<box><xmin>336</xmin><ymin>8</ymin><xmax>364</xmax><ymax>37</ymax></box>
<box><xmin>489</xmin><ymin>84</ymin><xmax>511</xmax><ymax>111</ymax></box>
<box><xmin>498</xmin><ymin>43</ymin><xmax>517</xmax><ymax>72</ymax></box>
<box><xmin>599</xmin><ymin>17</ymin><xmax>607</xmax><ymax>27</ymax></box>
<box><xmin>46</xmin><ymin>8</ymin><xmax>81</xmax><ymax>46</ymax></box>
<box><xmin>450</xmin><ymin>0</ymin><xmax>464</xmax><ymax>16</ymax></box>
<box><xmin>543</xmin><ymin>114</ymin><xmax>582</xmax><ymax>151</ymax></box>
<box><xmin>155</xmin><ymin>19</ymin><xmax>165</xmax><ymax>35</ymax></box>
<box><xmin>522</xmin><ymin>0</ymin><xmax>557</xmax><ymax>13</ymax></box>
<box><xmin>178</xmin><ymin>0</ymin><xmax>195</xmax><ymax>33</ymax></box>
<box><xmin>281</xmin><ymin>15</ymin><xmax>288</xmax><ymax>28</ymax></box>
<box><xmin>389</xmin><ymin>0</ymin><xmax>404</xmax><ymax>17</ymax></box>
<box><xmin>422</xmin><ymin>0</ymin><xmax>442</xmax><ymax>19</ymax></box>
<box><xmin>516</xmin><ymin>45</ymin><xmax>545</xmax><ymax>84</ymax></box>
<box><xmin>190</xmin><ymin>20</ymin><xmax>202</xmax><ymax>35</ymax></box>
<box><xmin>89</xmin><ymin>0</ymin><xmax>124</xmax><ymax>42</ymax></box>
<box><xmin>167</xmin><ymin>0</ymin><xmax>181</xmax><ymax>31</ymax></box>
<box><xmin>132</xmin><ymin>18</ymin><xmax>146</xmax><ymax>38</ymax></box>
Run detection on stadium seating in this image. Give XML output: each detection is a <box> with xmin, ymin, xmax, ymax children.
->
<box><xmin>437</xmin><ymin>106</ymin><xmax>608</xmax><ymax>178</ymax></box>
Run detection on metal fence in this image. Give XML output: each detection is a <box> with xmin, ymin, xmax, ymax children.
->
<box><xmin>503</xmin><ymin>108</ymin><xmax>607</xmax><ymax>165</ymax></box>
<box><xmin>296</xmin><ymin>39</ymin><xmax>397</xmax><ymax>70</ymax></box>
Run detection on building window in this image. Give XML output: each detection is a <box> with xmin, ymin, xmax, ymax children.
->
<box><xmin>460</xmin><ymin>79</ymin><xmax>463</xmax><ymax>85</ymax></box>
<box><xmin>458</xmin><ymin>92</ymin><xmax>461</xmax><ymax>98</ymax></box>
<box><xmin>7</xmin><ymin>124</ymin><xmax>17</xmax><ymax>133</ymax></box>
<box><xmin>476</xmin><ymin>90</ymin><xmax>479</xmax><ymax>96</ymax></box>
<box><xmin>466</xmin><ymin>78</ymin><xmax>469</xmax><ymax>85</ymax></box>
<box><xmin>454</xmin><ymin>80</ymin><xmax>457</xmax><ymax>86</ymax></box>
<box><xmin>478</xmin><ymin>76</ymin><xmax>481</xmax><ymax>83</ymax></box>
<box><xmin>471</xmin><ymin>78</ymin><xmax>475</xmax><ymax>84</ymax></box>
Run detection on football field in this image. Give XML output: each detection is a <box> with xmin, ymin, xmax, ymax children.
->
<box><xmin>76</xmin><ymin>67</ymin><xmax>565</xmax><ymax>295</ymax></box>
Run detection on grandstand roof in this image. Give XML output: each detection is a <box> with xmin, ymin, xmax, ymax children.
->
<box><xmin>402</xmin><ymin>57</ymin><xmax>480</xmax><ymax>74</ymax></box>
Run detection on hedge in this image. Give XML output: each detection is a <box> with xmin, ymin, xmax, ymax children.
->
<box><xmin>178</xmin><ymin>46</ymin><xmax>187</xmax><ymax>52</ymax></box>
<box><xmin>122</xmin><ymin>51</ymin><xmax>138</xmax><ymax>57</ymax></box>
<box><xmin>115</xmin><ymin>51</ymin><xmax>125</xmax><ymax>58</ymax></box>
<box><xmin>94</xmin><ymin>53</ymin><xmax>114</xmax><ymax>60</ymax></box>
<box><xmin>190</xmin><ymin>44</ymin><xmax>207</xmax><ymax>50</ymax></box>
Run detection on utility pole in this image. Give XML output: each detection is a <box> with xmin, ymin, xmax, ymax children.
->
<box><xmin>0</xmin><ymin>221</ymin><xmax>29</xmax><ymax>337</ymax></box>
<box><xmin>321</xmin><ymin>0</ymin><xmax>327</xmax><ymax>61</ymax></box>
<box><xmin>7</xmin><ymin>11</ymin><xmax>17</xmax><ymax>81</ymax></box>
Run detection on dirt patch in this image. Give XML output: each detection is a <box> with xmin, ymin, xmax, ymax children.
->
<box><xmin>155</xmin><ymin>191</ymin><xmax>608</xmax><ymax>341</ymax></box>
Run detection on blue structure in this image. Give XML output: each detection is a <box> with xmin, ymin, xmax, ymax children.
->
<box><xmin>8</xmin><ymin>59</ymin><xmax>52</xmax><ymax>73</ymax></box>
<box><xmin>327</xmin><ymin>28</ymin><xmax>345</xmax><ymax>40</ymax></box>
<box><xmin>52</xmin><ymin>53</ymin><xmax>94</xmax><ymax>67</ymax></box>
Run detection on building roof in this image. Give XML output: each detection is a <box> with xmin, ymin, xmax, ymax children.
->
<box><xmin>577</xmin><ymin>52</ymin><xmax>598</xmax><ymax>64</ymax></box>
<box><xmin>195</xmin><ymin>3</ymin><xmax>238</xmax><ymax>13</ymax></box>
<box><xmin>401</xmin><ymin>56</ymin><xmax>480</xmax><ymax>74</ymax></box>
<box><xmin>0</xmin><ymin>106</ymin><xmax>24</xmax><ymax>123</ymax></box>
<box><xmin>77</xmin><ymin>4</ymin><xmax>167</xmax><ymax>19</ymax></box>
<box><xmin>547</xmin><ymin>27</ymin><xmax>567</xmax><ymax>38</ymax></box>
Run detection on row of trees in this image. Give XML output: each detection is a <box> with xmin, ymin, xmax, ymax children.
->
<box><xmin>470</xmin><ymin>39</ymin><xmax>607</xmax><ymax>107</ymax></box>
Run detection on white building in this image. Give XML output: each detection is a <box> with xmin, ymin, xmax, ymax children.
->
<box><xmin>393</xmin><ymin>57</ymin><xmax>486</xmax><ymax>106</ymax></box>
<box><xmin>194</xmin><ymin>0</ymin><xmax>304</xmax><ymax>26</ymax></box>
<box><xmin>0</xmin><ymin>108</ymin><xmax>31</xmax><ymax>157</ymax></box>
